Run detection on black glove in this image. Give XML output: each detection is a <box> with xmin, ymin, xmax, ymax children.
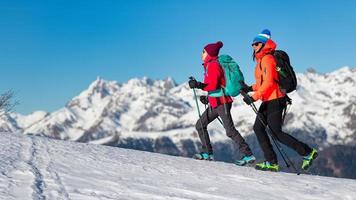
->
<box><xmin>199</xmin><ymin>96</ymin><xmax>209</xmax><ymax>105</ymax></box>
<box><xmin>240</xmin><ymin>81</ymin><xmax>253</xmax><ymax>93</ymax></box>
<box><xmin>188</xmin><ymin>79</ymin><xmax>205</xmax><ymax>89</ymax></box>
<box><xmin>243</xmin><ymin>95</ymin><xmax>255</xmax><ymax>105</ymax></box>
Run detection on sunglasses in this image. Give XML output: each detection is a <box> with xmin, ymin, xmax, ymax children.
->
<box><xmin>252</xmin><ymin>42</ymin><xmax>261</xmax><ymax>47</ymax></box>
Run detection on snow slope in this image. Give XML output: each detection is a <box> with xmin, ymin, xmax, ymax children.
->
<box><xmin>1</xmin><ymin>132</ymin><xmax>356</xmax><ymax>200</ymax></box>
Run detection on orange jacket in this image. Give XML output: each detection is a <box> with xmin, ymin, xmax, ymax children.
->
<box><xmin>252</xmin><ymin>39</ymin><xmax>285</xmax><ymax>102</ymax></box>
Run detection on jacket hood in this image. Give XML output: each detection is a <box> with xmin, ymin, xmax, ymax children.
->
<box><xmin>255</xmin><ymin>39</ymin><xmax>277</xmax><ymax>60</ymax></box>
<box><xmin>203</xmin><ymin>55</ymin><xmax>218</xmax><ymax>68</ymax></box>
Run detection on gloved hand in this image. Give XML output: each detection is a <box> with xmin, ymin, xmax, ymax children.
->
<box><xmin>243</xmin><ymin>95</ymin><xmax>256</xmax><ymax>105</ymax></box>
<box><xmin>199</xmin><ymin>96</ymin><xmax>209</xmax><ymax>105</ymax></box>
<box><xmin>240</xmin><ymin>81</ymin><xmax>253</xmax><ymax>93</ymax></box>
<box><xmin>188</xmin><ymin>78</ymin><xmax>205</xmax><ymax>89</ymax></box>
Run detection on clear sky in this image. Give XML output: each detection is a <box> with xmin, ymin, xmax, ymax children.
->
<box><xmin>1</xmin><ymin>0</ymin><xmax>355</xmax><ymax>114</ymax></box>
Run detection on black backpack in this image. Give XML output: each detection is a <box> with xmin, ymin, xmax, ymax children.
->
<box><xmin>273</xmin><ymin>50</ymin><xmax>297</xmax><ymax>94</ymax></box>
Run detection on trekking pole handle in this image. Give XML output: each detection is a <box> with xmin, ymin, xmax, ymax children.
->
<box><xmin>240</xmin><ymin>90</ymin><xmax>258</xmax><ymax>113</ymax></box>
<box><xmin>240</xmin><ymin>90</ymin><xmax>267</xmax><ymax>126</ymax></box>
<box><xmin>240</xmin><ymin>90</ymin><xmax>250</xmax><ymax>101</ymax></box>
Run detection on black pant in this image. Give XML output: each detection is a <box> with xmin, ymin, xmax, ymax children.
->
<box><xmin>254</xmin><ymin>97</ymin><xmax>312</xmax><ymax>164</ymax></box>
<box><xmin>195</xmin><ymin>103</ymin><xmax>252</xmax><ymax>156</ymax></box>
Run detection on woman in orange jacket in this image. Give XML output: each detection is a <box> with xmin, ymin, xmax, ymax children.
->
<box><xmin>242</xmin><ymin>29</ymin><xmax>317</xmax><ymax>172</ymax></box>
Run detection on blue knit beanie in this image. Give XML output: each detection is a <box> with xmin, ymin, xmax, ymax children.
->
<box><xmin>252</xmin><ymin>29</ymin><xmax>271</xmax><ymax>44</ymax></box>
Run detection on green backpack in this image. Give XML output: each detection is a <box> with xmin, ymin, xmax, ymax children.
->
<box><xmin>208</xmin><ymin>55</ymin><xmax>244</xmax><ymax>97</ymax></box>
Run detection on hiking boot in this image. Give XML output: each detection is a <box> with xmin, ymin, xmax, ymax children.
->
<box><xmin>255</xmin><ymin>161</ymin><xmax>279</xmax><ymax>172</ymax></box>
<box><xmin>302</xmin><ymin>148</ymin><xmax>318</xmax><ymax>170</ymax></box>
<box><xmin>235</xmin><ymin>155</ymin><xmax>256</xmax><ymax>166</ymax></box>
<box><xmin>193</xmin><ymin>152</ymin><xmax>214</xmax><ymax>161</ymax></box>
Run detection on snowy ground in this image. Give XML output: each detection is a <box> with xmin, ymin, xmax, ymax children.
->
<box><xmin>0</xmin><ymin>132</ymin><xmax>356</xmax><ymax>200</ymax></box>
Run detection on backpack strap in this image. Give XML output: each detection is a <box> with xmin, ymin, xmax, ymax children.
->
<box><xmin>207</xmin><ymin>60</ymin><xmax>227</xmax><ymax>97</ymax></box>
<box><xmin>259</xmin><ymin>58</ymin><xmax>263</xmax><ymax>86</ymax></box>
<box><xmin>260</xmin><ymin>53</ymin><xmax>284</xmax><ymax>91</ymax></box>
<box><xmin>259</xmin><ymin>55</ymin><xmax>273</xmax><ymax>85</ymax></box>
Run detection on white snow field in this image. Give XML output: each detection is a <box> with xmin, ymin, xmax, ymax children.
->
<box><xmin>0</xmin><ymin>132</ymin><xmax>355</xmax><ymax>200</ymax></box>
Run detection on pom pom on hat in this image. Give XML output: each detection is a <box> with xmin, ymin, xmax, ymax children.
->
<box><xmin>216</xmin><ymin>41</ymin><xmax>224</xmax><ymax>48</ymax></box>
<box><xmin>253</xmin><ymin>29</ymin><xmax>271</xmax><ymax>44</ymax></box>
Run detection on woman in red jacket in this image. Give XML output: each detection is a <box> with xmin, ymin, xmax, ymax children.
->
<box><xmin>242</xmin><ymin>29</ymin><xmax>317</xmax><ymax>171</ymax></box>
<box><xmin>188</xmin><ymin>41</ymin><xmax>255</xmax><ymax>165</ymax></box>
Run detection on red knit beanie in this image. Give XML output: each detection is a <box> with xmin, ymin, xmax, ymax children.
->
<box><xmin>204</xmin><ymin>41</ymin><xmax>223</xmax><ymax>57</ymax></box>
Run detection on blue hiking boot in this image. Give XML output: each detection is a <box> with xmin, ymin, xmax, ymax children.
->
<box><xmin>235</xmin><ymin>155</ymin><xmax>256</xmax><ymax>166</ymax></box>
<box><xmin>193</xmin><ymin>152</ymin><xmax>214</xmax><ymax>161</ymax></box>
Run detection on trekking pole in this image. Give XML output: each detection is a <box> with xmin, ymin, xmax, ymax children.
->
<box><xmin>240</xmin><ymin>90</ymin><xmax>300</xmax><ymax>175</ymax></box>
<box><xmin>217</xmin><ymin>116</ymin><xmax>224</xmax><ymax>126</ymax></box>
<box><xmin>193</xmin><ymin>88</ymin><xmax>202</xmax><ymax>117</ymax></box>
<box><xmin>249</xmin><ymin>102</ymin><xmax>293</xmax><ymax>169</ymax></box>
<box><xmin>189</xmin><ymin>77</ymin><xmax>205</xmax><ymax>137</ymax></box>
<box><xmin>282</xmin><ymin>95</ymin><xmax>292</xmax><ymax>125</ymax></box>
<box><xmin>189</xmin><ymin>76</ymin><xmax>224</xmax><ymax>127</ymax></box>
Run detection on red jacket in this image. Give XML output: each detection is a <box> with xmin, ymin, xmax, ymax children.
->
<box><xmin>252</xmin><ymin>39</ymin><xmax>285</xmax><ymax>102</ymax></box>
<box><xmin>202</xmin><ymin>56</ymin><xmax>233</xmax><ymax>108</ymax></box>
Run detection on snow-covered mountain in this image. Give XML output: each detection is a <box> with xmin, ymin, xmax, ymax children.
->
<box><xmin>1</xmin><ymin>132</ymin><xmax>356</xmax><ymax>200</ymax></box>
<box><xmin>1</xmin><ymin>67</ymin><xmax>355</xmax><ymax>147</ymax></box>
<box><xmin>285</xmin><ymin>67</ymin><xmax>356</xmax><ymax>144</ymax></box>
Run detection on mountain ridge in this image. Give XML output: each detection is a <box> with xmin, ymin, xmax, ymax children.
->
<box><xmin>1</xmin><ymin>66</ymin><xmax>353</xmax><ymax>146</ymax></box>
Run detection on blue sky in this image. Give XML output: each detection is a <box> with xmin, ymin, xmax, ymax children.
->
<box><xmin>1</xmin><ymin>0</ymin><xmax>355</xmax><ymax>114</ymax></box>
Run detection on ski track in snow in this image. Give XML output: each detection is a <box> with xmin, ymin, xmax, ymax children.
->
<box><xmin>27</xmin><ymin>138</ymin><xmax>45</xmax><ymax>200</ymax></box>
<box><xmin>1</xmin><ymin>132</ymin><xmax>356</xmax><ymax>200</ymax></box>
